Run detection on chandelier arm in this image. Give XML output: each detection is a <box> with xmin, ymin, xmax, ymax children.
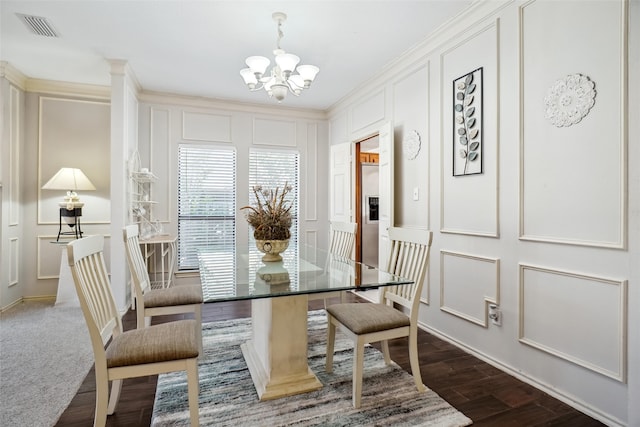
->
<box><xmin>249</xmin><ymin>82</ymin><xmax>266</xmax><ymax>92</ymax></box>
<box><xmin>285</xmin><ymin>80</ymin><xmax>301</xmax><ymax>96</ymax></box>
<box><xmin>287</xmin><ymin>78</ymin><xmax>305</xmax><ymax>90</ymax></box>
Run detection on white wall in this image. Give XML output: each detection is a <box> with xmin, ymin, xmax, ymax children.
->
<box><xmin>0</xmin><ymin>65</ymin><xmax>25</xmax><ymax>309</ymax></box>
<box><xmin>26</xmin><ymin>90</ymin><xmax>112</xmax><ymax>301</ymax></box>
<box><xmin>328</xmin><ymin>0</ymin><xmax>638</xmax><ymax>425</ymax></box>
<box><xmin>0</xmin><ymin>65</ymin><xmax>331</xmax><ymax>313</ymax></box>
<box><xmin>0</xmin><ymin>66</ymin><xmax>112</xmax><ymax>308</ymax></box>
<box><xmin>135</xmin><ymin>94</ymin><xmax>331</xmax><ymax>276</ymax></box>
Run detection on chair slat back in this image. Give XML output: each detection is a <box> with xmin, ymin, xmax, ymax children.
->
<box><xmin>381</xmin><ymin>228</ymin><xmax>433</xmax><ymax>313</ymax></box>
<box><xmin>123</xmin><ymin>225</ymin><xmax>152</xmax><ymax>297</ymax></box>
<box><xmin>329</xmin><ymin>221</ymin><xmax>357</xmax><ymax>259</ymax></box>
<box><xmin>67</xmin><ymin>235</ymin><xmax>122</xmax><ymax>349</ymax></box>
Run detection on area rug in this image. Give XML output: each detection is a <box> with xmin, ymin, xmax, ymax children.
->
<box><xmin>0</xmin><ymin>300</ymin><xmax>93</xmax><ymax>427</ymax></box>
<box><xmin>152</xmin><ymin>310</ymin><xmax>472</xmax><ymax>426</ymax></box>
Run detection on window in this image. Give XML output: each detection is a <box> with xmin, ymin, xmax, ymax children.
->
<box><xmin>177</xmin><ymin>145</ymin><xmax>236</xmax><ymax>271</ymax></box>
<box><xmin>248</xmin><ymin>149</ymin><xmax>300</xmax><ymax>246</ymax></box>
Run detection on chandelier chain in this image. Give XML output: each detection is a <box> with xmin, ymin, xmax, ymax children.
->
<box><xmin>276</xmin><ymin>21</ymin><xmax>283</xmax><ymax>50</ymax></box>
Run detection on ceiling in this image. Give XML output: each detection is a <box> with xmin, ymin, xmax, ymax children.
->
<box><xmin>0</xmin><ymin>1</ymin><xmax>472</xmax><ymax>111</ymax></box>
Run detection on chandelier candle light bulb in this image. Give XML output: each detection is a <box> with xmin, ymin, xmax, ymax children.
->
<box><xmin>240</xmin><ymin>12</ymin><xmax>319</xmax><ymax>102</ymax></box>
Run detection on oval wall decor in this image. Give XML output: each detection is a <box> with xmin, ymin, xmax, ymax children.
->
<box><xmin>544</xmin><ymin>73</ymin><xmax>596</xmax><ymax>127</ymax></box>
<box><xmin>403</xmin><ymin>129</ymin><xmax>421</xmax><ymax>160</ymax></box>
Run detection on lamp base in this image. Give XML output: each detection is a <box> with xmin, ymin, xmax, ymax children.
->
<box><xmin>57</xmin><ymin>207</ymin><xmax>83</xmax><ymax>241</ymax></box>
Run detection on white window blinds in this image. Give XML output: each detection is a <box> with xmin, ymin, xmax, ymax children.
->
<box><xmin>178</xmin><ymin>145</ymin><xmax>236</xmax><ymax>271</ymax></box>
<box><xmin>248</xmin><ymin>149</ymin><xmax>300</xmax><ymax>246</ymax></box>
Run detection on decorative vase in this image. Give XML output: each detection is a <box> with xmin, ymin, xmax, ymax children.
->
<box><xmin>255</xmin><ymin>239</ymin><xmax>289</xmax><ymax>262</ymax></box>
<box><xmin>255</xmin><ymin>261</ymin><xmax>290</xmax><ymax>288</ymax></box>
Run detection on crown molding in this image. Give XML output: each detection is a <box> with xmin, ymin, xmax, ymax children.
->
<box><xmin>328</xmin><ymin>0</ymin><xmax>513</xmax><ymax>115</ymax></box>
<box><xmin>108</xmin><ymin>59</ymin><xmax>142</xmax><ymax>94</ymax></box>
<box><xmin>25</xmin><ymin>78</ymin><xmax>110</xmax><ymax>100</ymax></box>
<box><xmin>139</xmin><ymin>89</ymin><xmax>328</xmax><ymax>121</ymax></box>
<box><xmin>0</xmin><ymin>61</ymin><xmax>27</xmax><ymax>90</ymax></box>
<box><xmin>1</xmin><ymin>62</ymin><xmax>109</xmax><ymax>99</ymax></box>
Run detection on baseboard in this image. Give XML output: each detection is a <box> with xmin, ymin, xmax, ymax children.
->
<box><xmin>1</xmin><ymin>296</ymin><xmax>56</xmax><ymax>313</ymax></box>
<box><xmin>417</xmin><ymin>321</ymin><xmax>625</xmax><ymax>427</ymax></box>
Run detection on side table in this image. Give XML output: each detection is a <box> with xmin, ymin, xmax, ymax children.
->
<box><xmin>51</xmin><ymin>241</ymin><xmax>79</xmax><ymax>306</ymax></box>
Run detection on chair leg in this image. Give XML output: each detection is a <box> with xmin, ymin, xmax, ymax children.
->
<box><xmin>353</xmin><ymin>338</ymin><xmax>365</xmax><ymax>409</ymax></box>
<box><xmin>326</xmin><ymin>318</ymin><xmax>336</xmax><ymax>373</ymax></box>
<box><xmin>107</xmin><ymin>379</ymin><xmax>122</xmax><ymax>415</ymax></box>
<box><xmin>136</xmin><ymin>306</ymin><xmax>145</xmax><ymax>329</ymax></box>
<box><xmin>94</xmin><ymin>372</ymin><xmax>109</xmax><ymax>426</ymax></box>
<box><xmin>381</xmin><ymin>339</ymin><xmax>391</xmax><ymax>365</ymax></box>
<box><xmin>194</xmin><ymin>304</ymin><xmax>203</xmax><ymax>356</ymax></box>
<box><xmin>186</xmin><ymin>358</ymin><xmax>200</xmax><ymax>427</ymax></box>
<box><xmin>409</xmin><ymin>329</ymin><xmax>426</xmax><ymax>392</ymax></box>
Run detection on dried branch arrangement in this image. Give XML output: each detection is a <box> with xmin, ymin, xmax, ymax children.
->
<box><xmin>241</xmin><ymin>184</ymin><xmax>293</xmax><ymax>240</ymax></box>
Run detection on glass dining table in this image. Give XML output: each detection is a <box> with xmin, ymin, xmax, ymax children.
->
<box><xmin>197</xmin><ymin>242</ymin><xmax>413</xmax><ymax>401</ymax></box>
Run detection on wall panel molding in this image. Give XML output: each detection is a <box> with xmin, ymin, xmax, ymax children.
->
<box><xmin>305</xmin><ymin>124</ymin><xmax>318</xmax><ymax>221</ymax></box>
<box><xmin>253</xmin><ymin>117</ymin><xmax>297</xmax><ymax>147</ymax></box>
<box><xmin>305</xmin><ymin>230</ymin><xmax>318</xmax><ymax>249</ymax></box>
<box><xmin>9</xmin><ymin>238</ymin><xmax>18</xmax><ymax>286</ymax></box>
<box><xmin>518</xmin><ymin>0</ymin><xmax>627</xmax><ymax>249</ymax></box>
<box><xmin>182</xmin><ymin>111</ymin><xmax>232</xmax><ymax>142</ymax></box>
<box><xmin>37</xmin><ymin>97</ymin><xmax>111</xmax><ymax>225</ymax></box>
<box><xmin>150</xmin><ymin>107</ymin><xmax>172</xmax><ymax>222</ymax></box>
<box><xmin>519</xmin><ymin>263</ymin><xmax>627</xmax><ymax>382</ymax></box>
<box><xmin>9</xmin><ymin>85</ymin><xmax>20</xmax><ymax>225</ymax></box>
<box><xmin>440</xmin><ymin>250</ymin><xmax>500</xmax><ymax>327</ymax></box>
<box><xmin>351</xmin><ymin>90</ymin><xmax>386</xmax><ymax>134</ymax></box>
<box><xmin>329</xmin><ymin>113</ymin><xmax>349</xmax><ymax>145</ymax></box>
<box><xmin>37</xmin><ymin>235</ymin><xmax>113</xmax><ymax>280</ymax></box>
<box><xmin>440</xmin><ymin>19</ymin><xmax>500</xmax><ymax>238</ymax></box>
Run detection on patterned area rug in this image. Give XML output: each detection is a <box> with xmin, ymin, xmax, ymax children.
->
<box><xmin>152</xmin><ymin>310</ymin><xmax>473</xmax><ymax>426</ymax></box>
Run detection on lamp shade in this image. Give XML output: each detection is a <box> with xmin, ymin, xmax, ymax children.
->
<box><xmin>42</xmin><ymin>168</ymin><xmax>96</xmax><ymax>191</ymax></box>
<box><xmin>240</xmin><ymin>68</ymin><xmax>258</xmax><ymax>87</ymax></box>
<box><xmin>245</xmin><ymin>56</ymin><xmax>271</xmax><ymax>76</ymax></box>
<box><xmin>297</xmin><ymin>65</ymin><xmax>320</xmax><ymax>83</ymax></box>
<box><xmin>275</xmin><ymin>53</ymin><xmax>300</xmax><ymax>74</ymax></box>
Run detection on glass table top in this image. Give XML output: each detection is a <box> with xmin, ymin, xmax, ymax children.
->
<box><xmin>197</xmin><ymin>243</ymin><xmax>412</xmax><ymax>303</ymax></box>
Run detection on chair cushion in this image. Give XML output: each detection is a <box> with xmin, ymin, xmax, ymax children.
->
<box><xmin>327</xmin><ymin>303</ymin><xmax>410</xmax><ymax>335</ymax></box>
<box><xmin>144</xmin><ymin>285</ymin><xmax>203</xmax><ymax>308</ymax></box>
<box><xmin>106</xmin><ymin>319</ymin><xmax>199</xmax><ymax>368</ymax></box>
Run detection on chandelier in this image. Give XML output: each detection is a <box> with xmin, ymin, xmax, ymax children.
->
<box><xmin>240</xmin><ymin>12</ymin><xmax>319</xmax><ymax>103</ymax></box>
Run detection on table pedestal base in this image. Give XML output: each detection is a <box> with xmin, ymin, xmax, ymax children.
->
<box><xmin>241</xmin><ymin>295</ymin><xmax>322</xmax><ymax>400</ymax></box>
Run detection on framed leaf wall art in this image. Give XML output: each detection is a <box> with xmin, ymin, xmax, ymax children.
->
<box><xmin>453</xmin><ymin>67</ymin><xmax>483</xmax><ymax>176</ymax></box>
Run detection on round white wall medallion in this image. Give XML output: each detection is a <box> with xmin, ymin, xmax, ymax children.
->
<box><xmin>403</xmin><ymin>130</ymin><xmax>421</xmax><ymax>160</ymax></box>
<box><xmin>544</xmin><ymin>73</ymin><xmax>596</xmax><ymax>127</ymax></box>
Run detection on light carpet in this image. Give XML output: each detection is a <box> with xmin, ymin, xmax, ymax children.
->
<box><xmin>152</xmin><ymin>310</ymin><xmax>472</xmax><ymax>426</ymax></box>
<box><xmin>0</xmin><ymin>300</ymin><xmax>93</xmax><ymax>427</ymax></box>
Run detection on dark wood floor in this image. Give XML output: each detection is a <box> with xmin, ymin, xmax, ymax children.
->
<box><xmin>56</xmin><ymin>295</ymin><xmax>604</xmax><ymax>426</ymax></box>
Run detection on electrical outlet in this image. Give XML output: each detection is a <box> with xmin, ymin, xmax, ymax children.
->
<box><xmin>488</xmin><ymin>304</ymin><xmax>502</xmax><ymax>326</ymax></box>
<box><xmin>490</xmin><ymin>311</ymin><xmax>502</xmax><ymax>326</ymax></box>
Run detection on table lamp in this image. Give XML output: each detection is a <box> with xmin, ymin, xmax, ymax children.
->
<box><xmin>42</xmin><ymin>167</ymin><xmax>96</xmax><ymax>240</ymax></box>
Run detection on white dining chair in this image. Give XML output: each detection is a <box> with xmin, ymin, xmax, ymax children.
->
<box><xmin>123</xmin><ymin>224</ymin><xmax>203</xmax><ymax>353</ymax></box>
<box><xmin>67</xmin><ymin>235</ymin><xmax>200</xmax><ymax>427</ymax></box>
<box><xmin>309</xmin><ymin>221</ymin><xmax>357</xmax><ymax>306</ymax></box>
<box><xmin>328</xmin><ymin>221</ymin><xmax>357</xmax><ymax>259</ymax></box>
<box><xmin>325</xmin><ymin>227</ymin><xmax>433</xmax><ymax>408</ymax></box>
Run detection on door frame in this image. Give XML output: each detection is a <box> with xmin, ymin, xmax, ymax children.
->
<box><xmin>354</xmin><ymin>133</ymin><xmax>379</xmax><ymax>264</ymax></box>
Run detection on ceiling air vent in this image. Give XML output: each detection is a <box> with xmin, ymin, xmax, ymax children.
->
<box><xmin>17</xmin><ymin>13</ymin><xmax>59</xmax><ymax>37</ymax></box>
